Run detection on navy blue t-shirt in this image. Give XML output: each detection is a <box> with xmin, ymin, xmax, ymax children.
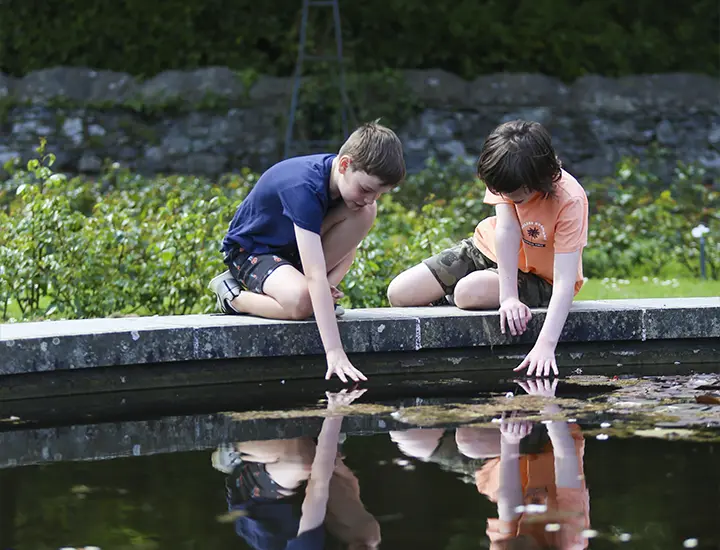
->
<box><xmin>231</xmin><ymin>499</ymin><xmax>326</xmax><ymax>550</ymax></box>
<box><xmin>222</xmin><ymin>154</ymin><xmax>337</xmax><ymax>255</ymax></box>
<box><xmin>286</xmin><ymin>525</ymin><xmax>325</xmax><ymax>549</ymax></box>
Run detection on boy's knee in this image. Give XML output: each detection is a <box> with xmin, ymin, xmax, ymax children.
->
<box><xmin>386</xmin><ymin>275</ymin><xmax>408</xmax><ymax>307</ymax></box>
<box><xmin>456</xmin><ymin>427</ymin><xmax>501</xmax><ymax>459</ymax></box>
<box><xmin>453</xmin><ymin>277</ymin><xmax>474</xmax><ymax>309</ymax></box>
<box><xmin>364</xmin><ymin>201</ymin><xmax>378</xmax><ymax>221</ymax></box>
<box><xmin>390</xmin><ymin>429</ymin><xmax>444</xmax><ymax>460</ymax></box>
<box><xmin>454</xmin><ymin>273</ymin><xmax>498</xmax><ymax>310</ymax></box>
<box><xmin>353</xmin><ymin>201</ymin><xmax>377</xmax><ymax>231</ymax></box>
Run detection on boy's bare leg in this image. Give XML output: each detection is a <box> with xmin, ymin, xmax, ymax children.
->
<box><xmin>455</xmin><ymin>427</ymin><xmax>502</xmax><ymax>459</ymax></box>
<box><xmin>321</xmin><ymin>202</ymin><xmax>376</xmax><ymax>278</ymax></box>
<box><xmin>389</xmin><ymin>429</ymin><xmax>445</xmax><ymax>460</ymax></box>
<box><xmin>386</xmin><ymin>263</ymin><xmax>446</xmax><ymax>306</ymax></box>
<box><xmin>327</xmin><ymin>249</ymin><xmax>355</xmax><ymax>288</ymax></box>
<box><xmin>388</xmin><ymin>265</ymin><xmax>501</xmax><ymax>309</ymax></box>
<box><xmin>230</xmin><ymin>203</ymin><xmax>376</xmax><ymax>320</ymax></box>
<box><xmin>230</xmin><ymin>265</ymin><xmax>311</xmax><ymax>320</ymax></box>
<box><xmin>453</xmin><ymin>271</ymin><xmax>500</xmax><ymax>310</ymax></box>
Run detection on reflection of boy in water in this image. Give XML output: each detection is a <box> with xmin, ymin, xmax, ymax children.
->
<box><xmin>390</xmin><ymin>380</ymin><xmax>591</xmax><ymax>550</ymax></box>
<box><xmin>212</xmin><ymin>390</ymin><xmax>381</xmax><ymax>549</ymax></box>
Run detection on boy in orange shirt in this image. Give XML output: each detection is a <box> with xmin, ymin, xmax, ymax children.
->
<box><xmin>387</xmin><ymin>120</ymin><xmax>589</xmax><ymax>376</ymax></box>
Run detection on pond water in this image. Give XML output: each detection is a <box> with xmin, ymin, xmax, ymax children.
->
<box><xmin>0</xmin><ymin>373</ymin><xmax>717</xmax><ymax>550</ymax></box>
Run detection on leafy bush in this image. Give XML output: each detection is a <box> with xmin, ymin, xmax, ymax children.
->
<box><xmin>1</xmin><ymin>146</ymin><xmax>717</xmax><ymax>322</ymax></box>
<box><xmin>582</xmin><ymin>159</ymin><xmax>719</xmax><ymax>280</ymax></box>
<box><xmin>0</xmin><ymin>0</ymin><xmax>717</xmax><ymax>82</ymax></box>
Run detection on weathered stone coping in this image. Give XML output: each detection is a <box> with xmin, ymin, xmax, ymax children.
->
<box><xmin>1</xmin><ymin>298</ymin><xmax>718</xmax><ymax>376</ymax></box>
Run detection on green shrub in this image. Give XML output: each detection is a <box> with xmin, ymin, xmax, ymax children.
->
<box><xmin>0</xmin><ymin>146</ymin><xmax>717</xmax><ymax>322</ymax></box>
<box><xmin>583</xmin><ymin>159</ymin><xmax>719</xmax><ymax>279</ymax></box>
<box><xmin>0</xmin><ymin>0</ymin><xmax>717</xmax><ymax>81</ymax></box>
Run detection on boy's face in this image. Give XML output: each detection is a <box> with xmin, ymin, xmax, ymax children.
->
<box><xmin>338</xmin><ymin>156</ymin><xmax>390</xmax><ymax>211</ymax></box>
<box><xmin>498</xmin><ymin>186</ymin><xmax>537</xmax><ymax>205</ymax></box>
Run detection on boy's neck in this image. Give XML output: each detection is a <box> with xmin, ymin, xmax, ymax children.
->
<box><xmin>328</xmin><ymin>156</ymin><xmax>341</xmax><ymax>199</ymax></box>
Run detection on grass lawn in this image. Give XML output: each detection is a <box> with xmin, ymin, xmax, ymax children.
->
<box><xmin>576</xmin><ymin>277</ymin><xmax>720</xmax><ymax>301</ymax></box>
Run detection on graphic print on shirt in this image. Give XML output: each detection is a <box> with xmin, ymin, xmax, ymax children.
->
<box><xmin>522</xmin><ymin>221</ymin><xmax>547</xmax><ymax>248</ymax></box>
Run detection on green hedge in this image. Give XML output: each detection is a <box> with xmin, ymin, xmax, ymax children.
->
<box><xmin>1</xmin><ymin>0</ymin><xmax>717</xmax><ymax>81</ymax></box>
<box><xmin>1</xmin><ymin>143</ymin><xmax>717</xmax><ymax>322</ymax></box>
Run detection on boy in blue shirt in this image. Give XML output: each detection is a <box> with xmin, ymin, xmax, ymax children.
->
<box><xmin>210</xmin><ymin>122</ymin><xmax>406</xmax><ymax>383</ymax></box>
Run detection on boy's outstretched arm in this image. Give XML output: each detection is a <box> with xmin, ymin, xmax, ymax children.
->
<box><xmin>514</xmin><ymin>250</ymin><xmax>580</xmax><ymax>377</ymax></box>
<box><xmin>298</xmin><ymin>389</ymin><xmax>366</xmax><ymax>536</ymax></box>
<box><xmin>495</xmin><ymin>204</ymin><xmax>531</xmax><ymax>336</ymax></box>
<box><xmin>294</xmin><ymin>225</ymin><xmax>367</xmax><ymax>383</ymax></box>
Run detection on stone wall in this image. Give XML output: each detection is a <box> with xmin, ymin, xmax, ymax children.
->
<box><xmin>1</xmin><ymin>67</ymin><xmax>718</xmax><ymax>179</ymax></box>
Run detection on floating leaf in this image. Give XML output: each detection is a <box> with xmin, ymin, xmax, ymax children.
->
<box><xmin>695</xmin><ymin>394</ymin><xmax>720</xmax><ymax>405</ymax></box>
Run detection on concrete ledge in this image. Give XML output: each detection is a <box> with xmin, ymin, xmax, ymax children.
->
<box><xmin>1</xmin><ymin>298</ymin><xmax>719</xmax><ymax>375</ymax></box>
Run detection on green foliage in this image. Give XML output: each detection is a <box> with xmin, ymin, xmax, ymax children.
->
<box><xmin>292</xmin><ymin>69</ymin><xmax>422</xmax><ymax>147</ymax></box>
<box><xmin>0</xmin><ymin>0</ymin><xmax>717</xmax><ymax>81</ymax></box>
<box><xmin>583</xmin><ymin>159</ymin><xmax>719</xmax><ymax>280</ymax></box>
<box><xmin>0</xmin><ymin>148</ymin><xmax>255</xmax><ymax>321</ymax></box>
<box><xmin>0</xmin><ymin>146</ymin><xmax>717</xmax><ymax>322</ymax></box>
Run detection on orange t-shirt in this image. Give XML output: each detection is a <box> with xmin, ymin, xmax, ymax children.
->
<box><xmin>476</xmin><ymin>426</ymin><xmax>591</xmax><ymax>550</ymax></box>
<box><xmin>473</xmin><ymin>170</ymin><xmax>589</xmax><ymax>295</ymax></box>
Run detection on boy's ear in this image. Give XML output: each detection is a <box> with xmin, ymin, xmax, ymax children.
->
<box><xmin>338</xmin><ymin>155</ymin><xmax>352</xmax><ymax>173</ymax></box>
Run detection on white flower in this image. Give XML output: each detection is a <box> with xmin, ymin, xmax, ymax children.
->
<box><xmin>691</xmin><ymin>224</ymin><xmax>710</xmax><ymax>239</ymax></box>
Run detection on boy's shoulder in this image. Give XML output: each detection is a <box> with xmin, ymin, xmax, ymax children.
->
<box><xmin>263</xmin><ymin>153</ymin><xmax>336</xmax><ymax>184</ymax></box>
<box><xmin>554</xmin><ymin>170</ymin><xmax>587</xmax><ymax>204</ymax></box>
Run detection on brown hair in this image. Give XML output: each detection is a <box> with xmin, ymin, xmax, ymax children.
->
<box><xmin>477</xmin><ymin>120</ymin><xmax>562</xmax><ymax>198</ymax></box>
<box><xmin>338</xmin><ymin>120</ymin><xmax>406</xmax><ymax>187</ymax></box>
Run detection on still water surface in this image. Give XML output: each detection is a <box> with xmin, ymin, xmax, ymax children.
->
<box><xmin>0</xmin><ymin>374</ymin><xmax>717</xmax><ymax>549</ymax></box>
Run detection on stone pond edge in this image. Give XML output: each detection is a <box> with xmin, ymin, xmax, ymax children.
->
<box><xmin>1</xmin><ymin>298</ymin><xmax>719</xmax><ymax>374</ymax></box>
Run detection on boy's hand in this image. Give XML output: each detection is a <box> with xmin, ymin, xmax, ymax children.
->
<box><xmin>326</xmin><ymin>388</ymin><xmax>367</xmax><ymax>412</ymax></box>
<box><xmin>513</xmin><ymin>340</ymin><xmax>558</xmax><ymax>377</ymax></box>
<box><xmin>325</xmin><ymin>349</ymin><xmax>367</xmax><ymax>383</ymax></box>
<box><xmin>518</xmin><ymin>378</ymin><xmax>558</xmax><ymax>397</ymax></box>
<box><xmin>500</xmin><ymin>412</ymin><xmax>533</xmax><ymax>445</ymax></box>
<box><xmin>330</xmin><ymin>285</ymin><xmax>344</xmax><ymax>302</ymax></box>
<box><xmin>499</xmin><ymin>297</ymin><xmax>532</xmax><ymax>336</ymax></box>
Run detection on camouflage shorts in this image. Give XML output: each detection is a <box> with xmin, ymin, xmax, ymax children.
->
<box><xmin>423</xmin><ymin>238</ymin><xmax>553</xmax><ymax>308</ymax></box>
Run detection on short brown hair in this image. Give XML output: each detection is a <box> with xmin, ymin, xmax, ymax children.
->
<box><xmin>477</xmin><ymin>120</ymin><xmax>561</xmax><ymax>198</ymax></box>
<box><xmin>338</xmin><ymin>120</ymin><xmax>406</xmax><ymax>187</ymax></box>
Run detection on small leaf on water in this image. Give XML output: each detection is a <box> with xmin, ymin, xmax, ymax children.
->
<box><xmin>216</xmin><ymin>509</ymin><xmax>247</xmax><ymax>523</ymax></box>
<box><xmin>695</xmin><ymin>394</ymin><xmax>720</xmax><ymax>405</ymax></box>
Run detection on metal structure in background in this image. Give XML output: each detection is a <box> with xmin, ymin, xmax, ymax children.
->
<box><xmin>284</xmin><ymin>0</ymin><xmax>351</xmax><ymax>159</ymax></box>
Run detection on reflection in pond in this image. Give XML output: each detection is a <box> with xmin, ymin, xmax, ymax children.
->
<box><xmin>0</xmin><ymin>375</ymin><xmax>717</xmax><ymax>549</ymax></box>
<box><xmin>212</xmin><ymin>389</ymin><xmax>380</xmax><ymax>549</ymax></box>
<box><xmin>391</xmin><ymin>379</ymin><xmax>591</xmax><ymax>550</ymax></box>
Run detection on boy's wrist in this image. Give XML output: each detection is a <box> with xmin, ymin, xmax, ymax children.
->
<box><xmin>536</xmin><ymin>332</ymin><xmax>560</xmax><ymax>349</ymax></box>
<box><xmin>326</xmin><ymin>347</ymin><xmax>346</xmax><ymax>359</ymax></box>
